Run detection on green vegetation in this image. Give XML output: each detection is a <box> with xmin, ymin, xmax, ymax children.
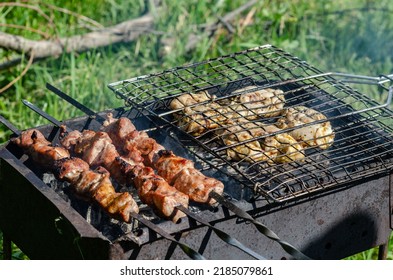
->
<box><xmin>0</xmin><ymin>0</ymin><xmax>392</xmax><ymax>260</ymax></box>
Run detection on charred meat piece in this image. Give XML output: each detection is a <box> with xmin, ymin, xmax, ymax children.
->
<box><xmin>11</xmin><ymin>129</ymin><xmax>50</xmax><ymax>149</ymax></box>
<box><xmin>276</xmin><ymin>106</ymin><xmax>335</xmax><ymax>149</ymax></box>
<box><xmin>154</xmin><ymin>150</ymin><xmax>195</xmax><ymax>184</ymax></box>
<box><xmin>102</xmin><ymin>113</ymin><xmax>137</xmax><ymax>151</ymax></box>
<box><xmin>172</xmin><ymin>167</ymin><xmax>224</xmax><ymax>205</ymax></box>
<box><xmin>102</xmin><ymin>114</ymin><xmax>159</xmax><ymax>166</ymax></box>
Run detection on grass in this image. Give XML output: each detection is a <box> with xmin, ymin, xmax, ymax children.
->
<box><xmin>0</xmin><ymin>0</ymin><xmax>392</xmax><ymax>259</ymax></box>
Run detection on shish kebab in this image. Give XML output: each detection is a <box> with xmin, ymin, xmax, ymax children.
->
<box><xmin>44</xmin><ymin>83</ymin><xmax>312</xmax><ymax>260</ymax></box>
<box><xmin>21</xmin><ymin>101</ymin><xmax>266</xmax><ymax>260</ymax></box>
<box><xmin>2</xmin><ymin>116</ymin><xmax>205</xmax><ymax>260</ymax></box>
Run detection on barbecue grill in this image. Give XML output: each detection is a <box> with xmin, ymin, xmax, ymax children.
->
<box><xmin>1</xmin><ymin>44</ymin><xmax>392</xmax><ymax>260</ymax></box>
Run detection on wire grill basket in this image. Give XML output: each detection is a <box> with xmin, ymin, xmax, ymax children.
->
<box><xmin>108</xmin><ymin>44</ymin><xmax>393</xmax><ymax>202</ymax></box>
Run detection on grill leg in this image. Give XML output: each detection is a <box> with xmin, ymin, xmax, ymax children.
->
<box><xmin>377</xmin><ymin>237</ymin><xmax>390</xmax><ymax>260</ymax></box>
<box><xmin>3</xmin><ymin>234</ymin><xmax>12</xmax><ymax>260</ymax></box>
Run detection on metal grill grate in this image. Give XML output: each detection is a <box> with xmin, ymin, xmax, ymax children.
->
<box><xmin>108</xmin><ymin>44</ymin><xmax>393</xmax><ymax>202</ymax></box>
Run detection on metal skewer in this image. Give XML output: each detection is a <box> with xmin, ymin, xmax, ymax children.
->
<box><xmin>45</xmin><ymin>83</ymin><xmax>312</xmax><ymax>259</ymax></box>
<box><xmin>0</xmin><ymin>115</ymin><xmax>21</xmax><ymax>135</ymax></box>
<box><xmin>23</xmin><ymin>99</ymin><xmax>268</xmax><ymax>260</ymax></box>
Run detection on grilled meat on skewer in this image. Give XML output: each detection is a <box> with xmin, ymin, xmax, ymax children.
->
<box><xmin>60</xmin><ymin>126</ymin><xmax>188</xmax><ymax>222</ymax></box>
<box><xmin>54</xmin><ymin>157</ymin><xmax>138</xmax><ymax>222</ymax></box>
<box><xmin>102</xmin><ymin>114</ymin><xmax>225</xmax><ymax>205</ymax></box>
<box><xmin>132</xmin><ymin>164</ymin><xmax>188</xmax><ymax>222</ymax></box>
<box><xmin>275</xmin><ymin>106</ymin><xmax>335</xmax><ymax>149</ymax></box>
<box><xmin>155</xmin><ymin>150</ymin><xmax>224</xmax><ymax>204</ymax></box>
<box><xmin>102</xmin><ymin>115</ymin><xmax>164</xmax><ymax>166</ymax></box>
<box><xmin>11</xmin><ymin>130</ymin><xmax>139</xmax><ymax>222</ymax></box>
<box><xmin>11</xmin><ymin>129</ymin><xmax>70</xmax><ymax>169</ymax></box>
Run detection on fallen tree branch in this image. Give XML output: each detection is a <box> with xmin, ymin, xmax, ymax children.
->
<box><xmin>0</xmin><ymin>51</ymin><xmax>35</xmax><ymax>94</ymax></box>
<box><xmin>185</xmin><ymin>0</ymin><xmax>258</xmax><ymax>51</ymax></box>
<box><xmin>0</xmin><ymin>13</ymin><xmax>155</xmax><ymax>62</ymax></box>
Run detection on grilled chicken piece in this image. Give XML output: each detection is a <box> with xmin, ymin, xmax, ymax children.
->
<box><xmin>170</xmin><ymin>91</ymin><xmax>229</xmax><ymax>136</ymax></box>
<box><xmin>220</xmin><ymin>121</ymin><xmax>305</xmax><ymax>164</ymax></box>
<box><xmin>12</xmin><ymin>129</ymin><xmax>70</xmax><ymax>169</ymax></box>
<box><xmin>169</xmin><ymin>90</ymin><xmax>212</xmax><ymax>109</ymax></box>
<box><xmin>132</xmin><ymin>165</ymin><xmax>188</xmax><ymax>222</ymax></box>
<box><xmin>54</xmin><ymin>157</ymin><xmax>139</xmax><ymax>222</ymax></box>
<box><xmin>221</xmin><ymin>123</ymin><xmax>270</xmax><ymax>163</ymax></box>
<box><xmin>228</xmin><ymin>86</ymin><xmax>285</xmax><ymax>120</ymax></box>
<box><xmin>276</xmin><ymin>106</ymin><xmax>335</xmax><ymax>149</ymax></box>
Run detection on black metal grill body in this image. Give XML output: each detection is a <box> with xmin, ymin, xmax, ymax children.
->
<box><xmin>0</xmin><ymin>109</ymin><xmax>392</xmax><ymax>259</ymax></box>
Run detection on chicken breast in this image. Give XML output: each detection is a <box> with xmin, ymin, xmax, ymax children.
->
<box><xmin>170</xmin><ymin>91</ymin><xmax>229</xmax><ymax>136</ymax></box>
<box><xmin>228</xmin><ymin>86</ymin><xmax>285</xmax><ymax>120</ymax></box>
<box><xmin>275</xmin><ymin>106</ymin><xmax>335</xmax><ymax>149</ymax></box>
<box><xmin>220</xmin><ymin>121</ymin><xmax>305</xmax><ymax>164</ymax></box>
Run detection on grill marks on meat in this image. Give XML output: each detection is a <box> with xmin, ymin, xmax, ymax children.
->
<box><xmin>102</xmin><ymin>114</ymin><xmax>225</xmax><ymax>205</ymax></box>
<box><xmin>60</xmin><ymin>125</ymin><xmax>188</xmax><ymax>222</ymax></box>
<box><xmin>12</xmin><ymin>130</ymin><xmax>139</xmax><ymax>223</ymax></box>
